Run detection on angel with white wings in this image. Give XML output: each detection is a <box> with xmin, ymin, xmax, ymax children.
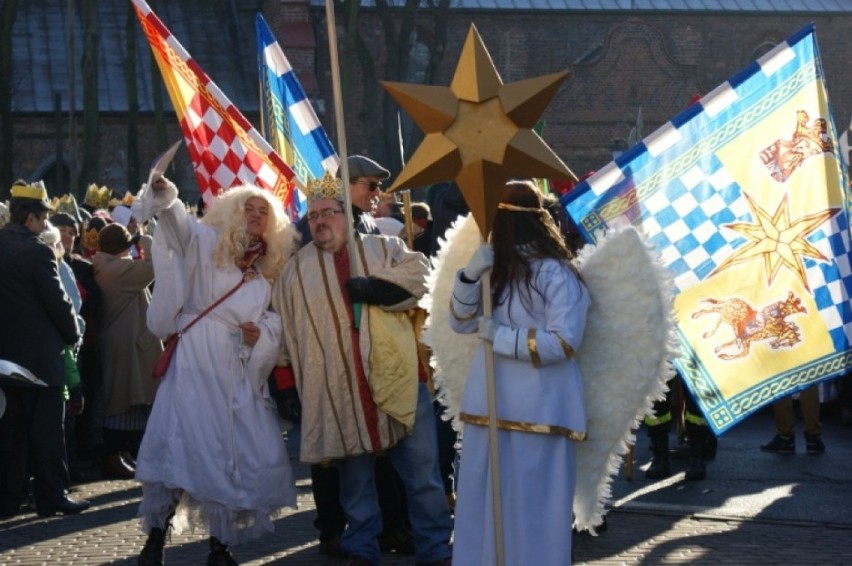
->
<box><xmin>422</xmin><ymin>180</ymin><xmax>675</xmax><ymax>565</ymax></box>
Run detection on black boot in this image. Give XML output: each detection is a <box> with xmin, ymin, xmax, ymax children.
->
<box><xmin>138</xmin><ymin>527</ymin><xmax>167</xmax><ymax>566</ymax></box>
<box><xmin>704</xmin><ymin>433</ymin><xmax>718</xmax><ymax>461</ymax></box>
<box><xmin>645</xmin><ymin>425</ymin><xmax>671</xmax><ymax>479</ymax></box>
<box><xmin>207</xmin><ymin>537</ymin><xmax>238</xmax><ymax>566</ymax></box>
<box><xmin>685</xmin><ymin>423</ymin><xmax>709</xmax><ymax>481</ymax></box>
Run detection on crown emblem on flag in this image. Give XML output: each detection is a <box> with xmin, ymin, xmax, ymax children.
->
<box><xmin>84</xmin><ymin>184</ymin><xmax>112</xmax><ymax>209</ymax></box>
<box><xmin>306</xmin><ymin>170</ymin><xmax>343</xmax><ymax>202</ymax></box>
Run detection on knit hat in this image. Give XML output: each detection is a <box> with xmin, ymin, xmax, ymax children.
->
<box><xmin>98</xmin><ymin>223</ymin><xmax>138</xmax><ymax>255</ymax></box>
<box><xmin>347</xmin><ymin>155</ymin><xmax>390</xmax><ymax>180</ymax></box>
<box><xmin>50</xmin><ymin>212</ymin><xmax>80</xmax><ymax>234</ymax></box>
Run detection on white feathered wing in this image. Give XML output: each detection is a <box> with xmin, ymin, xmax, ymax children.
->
<box><xmin>420</xmin><ymin>215</ymin><xmax>676</xmax><ymax>533</ymax></box>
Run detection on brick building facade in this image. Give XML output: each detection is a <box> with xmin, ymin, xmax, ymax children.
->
<box><xmin>8</xmin><ymin>1</ymin><xmax>852</xmax><ymax>200</ymax></box>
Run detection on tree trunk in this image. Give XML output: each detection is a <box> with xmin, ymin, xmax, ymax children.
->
<box><xmin>0</xmin><ymin>0</ymin><xmax>19</xmax><ymax>199</ymax></box>
<box><xmin>80</xmin><ymin>0</ymin><xmax>100</xmax><ymax>189</ymax></box>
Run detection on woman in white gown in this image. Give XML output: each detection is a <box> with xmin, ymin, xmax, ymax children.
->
<box><xmin>132</xmin><ymin>178</ymin><xmax>297</xmax><ymax>566</ymax></box>
<box><xmin>449</xmin><ymin>180</ymin><xmax>590</xmax><ymax>565</ymax></box>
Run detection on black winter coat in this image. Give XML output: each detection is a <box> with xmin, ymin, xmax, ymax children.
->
<box><xmin>0</xmin><ymin>224</ymin><xmax>80</xmax><ymax>387</ymax></box>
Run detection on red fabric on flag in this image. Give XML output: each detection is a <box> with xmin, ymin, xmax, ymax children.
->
<box><xmin>132</xmin><ymin>0</ymin><xmax>297</xmax><ymax>207</ymax></box>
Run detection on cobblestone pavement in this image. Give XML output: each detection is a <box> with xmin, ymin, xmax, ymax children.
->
<box><xmin>2</xmin><ymin>462</ymin><xmax>852</xmax><ymax>565</ymax></box>
<box><xmin>2</xmin><ymin>408</ymin><xmax>851</xmax><ymax>565</ymax></box>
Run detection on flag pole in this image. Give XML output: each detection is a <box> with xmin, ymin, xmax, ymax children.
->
<box><xmin>396</xmin><ymin>111</ymin><xmax>415</xmax><ymax>248</ymax></box>
<box><xmin>323</xmin><ymin>0</ymin><xmax>357</xmax><ymax>269</ymax></box>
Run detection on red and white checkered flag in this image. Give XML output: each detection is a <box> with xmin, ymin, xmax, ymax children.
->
<box><xmin>132</xmin><ymin>0</ymin><xmax>297</xmax><ymax>208</ymax></box>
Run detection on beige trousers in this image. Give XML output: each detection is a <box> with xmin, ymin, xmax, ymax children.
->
<box><xmin>773</xmin><ymin>385</ymin><xmax>820</xmax><ymax>436</ymax></box>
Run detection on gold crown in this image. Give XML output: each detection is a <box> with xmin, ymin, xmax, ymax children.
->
<box><xmin>56</xmin><ymin>194</ymin><xmax>81</xmax><ymax>219</ymax></box>
<box><xmin>82</xmin><ymin>227</ymin><xmax>100</xmax><ymax>251</ymax></box>
<box><xmin>84</xmin><ymin>183</ymin><xmax>112</xmax><ymax>209</ymax></box>
<box><xmin>122</xmin><ymin>191</ymin><xmax>134</xmax><ymax>206</ymax></box>
<box><xmin>306</xmin><ymin>170</ymin><xmax>344</xmax><ymax>202</ymax></box>
<box><xmin>11</xmin><ymin>179</ymin><xmax>50</xmax><ymax>203</ymax></box>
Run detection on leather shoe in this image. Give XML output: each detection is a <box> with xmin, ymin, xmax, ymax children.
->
<box><xmin>37</xmin><ymin>496</ymin><xmax>91</xmax><ymax>517</ymax></box>
<box><xmin>102</xmin><ymin>453</ymin><xmax>135</xmax><ymax>479</ymax></box>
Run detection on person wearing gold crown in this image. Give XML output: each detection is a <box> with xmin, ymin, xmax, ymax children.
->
<box><xmin>130</xmin><ymin>177</ymin><xmax>297</xmax><ymax>566</ymax></box>
<box><xmin>82</xmin><ymin>183</ymin><xmax>113</xmax><ymax>214</ymax></box>
<box><xmin>271</xmin><ymin>171</ymin><xmax>452</xmax><ymax>566</ymax></box>
<box><xmin>0</xmin><ymin>180</ymin><xmax>87</xmax><ymax>518</ymax></box>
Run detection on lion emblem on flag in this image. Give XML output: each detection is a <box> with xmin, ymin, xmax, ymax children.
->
<box><xmin>760</xmin><ymin>110</ymin><xmax>834</xmax><ymax>183</ymax></box>
<box><xmin>691</xmin><ymin>291</ymin><xmax>807</xmax><ymax>360</ymax></box>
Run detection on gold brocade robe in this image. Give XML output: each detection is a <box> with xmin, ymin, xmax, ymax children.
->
<box><xmin>272</xmin><ymin>234</ymin><xmax>429</xmax><ymax>463</ymax></box>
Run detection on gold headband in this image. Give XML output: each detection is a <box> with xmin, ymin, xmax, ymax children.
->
<box><xmin>497</xmin><ymin>203</ymin><xmax>544</xmax><ymax>213</ymax></box>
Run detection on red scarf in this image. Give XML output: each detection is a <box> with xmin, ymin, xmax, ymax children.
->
<box><xmin>238</xmin><ymin>237</ymin><xmax>267</xmax><ymax>272</ymax></box>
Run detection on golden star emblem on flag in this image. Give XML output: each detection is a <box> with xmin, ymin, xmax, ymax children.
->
<box><xmin>381</xmin><ymin>24</ymin><xmax>575</xmax><ymax>238</ymax></box>
<box><xmin>711</xmin><ymin>191</ymin><xmax>840</xmax><ymax>291</ymax></box>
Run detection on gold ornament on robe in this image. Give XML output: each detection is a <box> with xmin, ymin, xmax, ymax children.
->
<box><xmin>381</xmin><ymin>24</ymin><xmax>576</xmax><ymax>238</ymax></box>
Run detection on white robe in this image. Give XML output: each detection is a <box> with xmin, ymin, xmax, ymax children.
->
<box><xmin>449</xmin><ymin>258</ymin><xmax>590</xmax><ymax>566</ymax></box>
<box><xmin>133</xmin><ymin>187</ymin><xmax>296</xmax><ymax>545</ymax></box>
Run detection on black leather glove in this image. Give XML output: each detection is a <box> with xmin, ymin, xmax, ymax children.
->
<box><xmin>272</xmin><ymin>387</ymin><xmax>302</xmax><ymax>422</ymax></box>
<box><xmin>345</xmin><ymin>277</ymin><xmax>413</xmax><ymax>306</ymax></box>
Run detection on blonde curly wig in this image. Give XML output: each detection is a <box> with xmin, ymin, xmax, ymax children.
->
<box><xmin>201</xmin><ymin>185</ymin><xmax>296</xmax><ymax>281</ymax></box>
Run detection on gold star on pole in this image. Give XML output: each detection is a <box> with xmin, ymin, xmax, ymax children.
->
<box><xmin>381</xmin><ymin>24</ymin><xmax>576</xmax><ymax>238</ymax></box>
<box><xmin>710</xmin><ymin>191</ymin><xmax>840</xmax><ymax>290</ymax></box>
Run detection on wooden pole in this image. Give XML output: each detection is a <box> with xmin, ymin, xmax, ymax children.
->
<box><xmin>323</xmin><ymin>0</ymin><xmax>357</xmax><ymax>272</ymax></box>
<box><xmin>481</xmin><ymin>269</ymin><xmax>505</xmax><ymax>566</ymax></box>
<box><xmin>402</xmin><ymin>190</ymin><xmax>414</xmax><ymax>249</ymax></box>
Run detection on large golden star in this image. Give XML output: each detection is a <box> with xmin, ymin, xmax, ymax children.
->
<box><xmin>710</xmin><ymin>191</ymin><xmax>839</xmax><ymax>290</ymax></box>
<box><xmin>381</xmin><ymin>24</ymin><xmax>576</xmax><ymax>238</ymax></box>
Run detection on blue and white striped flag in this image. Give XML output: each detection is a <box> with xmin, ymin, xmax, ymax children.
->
<box><xmin>256</xmin><ymin>14</ymin><xmax>339</xmax><ymax>216</ymax></box>
<box><xmin>564</xmin><ymin>24</ymin><xmax>852</xmax><ymax>434</ymax></box>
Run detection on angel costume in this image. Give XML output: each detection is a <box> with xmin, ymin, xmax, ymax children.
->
<box><xmin>132</xmin><ymin>185</ymin><xmax>296</xmax><ymax>545</ymax></box>
<box><xmin>449</xmin><ymin>258</ymin><xmax>590</xmax><ymax>566</ymax></box>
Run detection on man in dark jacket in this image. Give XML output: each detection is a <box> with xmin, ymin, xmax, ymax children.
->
<box><xmin>0</xmin><ymin>180</ymin><xmax>88</xmax><ymax>517</ymax></box>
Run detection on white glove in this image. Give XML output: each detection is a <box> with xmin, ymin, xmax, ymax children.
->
<box><xmin>463</xmin><ymin>243</ymin><xmax>494</xmax><ymax>281</ymax></box>
<box><xmin>132</xmin><ymin>176</ymin><xmax>178</xmax><ymax>223</ymax></box>
<box><xmin>478</xmin><ymin>316</ymin><xmax>498</xmax><ymax>343</ymax></box>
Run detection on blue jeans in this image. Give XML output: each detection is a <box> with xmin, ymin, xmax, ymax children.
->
<box><xmin>337</xmin><ymin>383</ymin><xmax>453</xmax><ymax>564</ymax></box>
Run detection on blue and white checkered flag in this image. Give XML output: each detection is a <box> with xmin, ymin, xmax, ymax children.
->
<box><xmin>564</xmin><ymin>24</ymin><xmax>852</xmax><ymax>434</ymax></box>
<box><xmin>257</xmin><ymin>14</ymin><xmax>339</xmax><ymax>216</ymax></box>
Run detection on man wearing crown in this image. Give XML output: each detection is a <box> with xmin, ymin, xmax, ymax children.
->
<box><xmin>0</xmin><ymin>180</ymin><xmax>88</xmax><ymax>518</ymax></box>
<box><xmin>271</xmin><ymin>172</ymin><xmax>452</xmax><ymax>566</ymax></box>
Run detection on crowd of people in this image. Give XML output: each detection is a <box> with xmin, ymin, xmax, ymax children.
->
<box><xmin>1</xmin><ymin>154</ymin><xmax>851</xmax><ymax>566</ymax></box>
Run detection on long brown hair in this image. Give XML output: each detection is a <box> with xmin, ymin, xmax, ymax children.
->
<box><xmin>490</xmin><ymin>180</ymin><xmax>582</xmax><ymax>310</ymax></box>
